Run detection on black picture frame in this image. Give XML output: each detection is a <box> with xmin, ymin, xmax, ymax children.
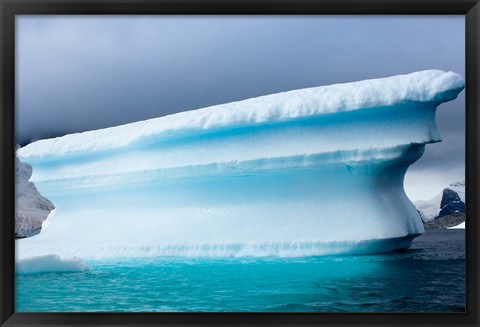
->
<box><xmin>1</xmin><ymin>1</ymin><xmax>479</xmax><ymax>326</ymax></box>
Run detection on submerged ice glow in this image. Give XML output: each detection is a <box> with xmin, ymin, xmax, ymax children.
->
<box><xmin>16</xmin><ymin>70</ymin><xmax>464</xmax><ymax>260</ymax></box>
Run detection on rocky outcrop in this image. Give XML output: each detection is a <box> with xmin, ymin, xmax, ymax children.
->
<box><xmin>15</xmin><ymin>157</ymin><xmax>55</xmax><ymax>239</ymax></box>
<box><xmin>423</xmin><ymin>212</ymin><xmax>465</xmax><ymax>229</ymax></box>
<box><xmin>438</xmin><ymin>188</ymin><xmax>465</xmax><ymax>218</ymax></box>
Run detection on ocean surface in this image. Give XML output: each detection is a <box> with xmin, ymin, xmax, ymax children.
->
<box><xmin>15</xmin><ymin>228</ymin><xmax>465</xmax><ymax>312</ymax></box>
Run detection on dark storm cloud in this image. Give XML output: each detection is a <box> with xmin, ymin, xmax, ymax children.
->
<box><xmin>16</xmin><ymin>16</ymin><xmax>464</xmax><ymax>143</ymax></box>
<box><xmin>16</xmin><ymin>15</ymin><xmax>465</xmax><ymax>198</ymax></box>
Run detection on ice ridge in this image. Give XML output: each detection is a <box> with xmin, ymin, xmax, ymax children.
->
<box><xmin>17</xmin><ymin>70</ymin><xmax>463</xmax><ymax>158</ymax></box>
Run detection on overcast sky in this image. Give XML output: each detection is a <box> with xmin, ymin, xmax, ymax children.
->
<box><xmin>15</xmin><ymin>15</ymin><xmax>465</xmax><ymax>201</ymax></box>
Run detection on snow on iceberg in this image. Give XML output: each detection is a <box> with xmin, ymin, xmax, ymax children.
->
<box><xmin>16</xmin><ymin>70</ymin><xmax>464</xmax><ymax>259</ymax></box>
<box><xmin>16</xmin><ymin>255</ymin><xmax>89</xmax><ymax>275</ymax></box>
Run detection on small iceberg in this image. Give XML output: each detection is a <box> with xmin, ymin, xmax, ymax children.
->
<box><xmin>16</xmin><ymin>254</ymin><xmax>89</xmax><ymax>275</ymax></box>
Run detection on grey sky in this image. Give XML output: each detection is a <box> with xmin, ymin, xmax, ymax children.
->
<box><xmin>16</xmin><ymin>15</ymin><xmax>465</xmax><ymax>200</ymax></box>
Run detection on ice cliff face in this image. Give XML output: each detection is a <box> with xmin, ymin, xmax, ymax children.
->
<box><xmin>16</xmin><ymin>70</ymin><xmax>464</xmax><ymax>258</ymax></box>
<box><xmin>15</xmin><ymin>157</ymin><xmax>55</xmax><ymax>238</ymax></box>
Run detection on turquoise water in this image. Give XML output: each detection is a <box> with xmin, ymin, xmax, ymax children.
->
<box><xmin>15</xmin><ymin>229</ymin><xmax>464</xmax><ymax>312</ymax></box>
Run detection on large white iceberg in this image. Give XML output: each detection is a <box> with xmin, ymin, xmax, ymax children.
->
<box><xmin>16</xmin><ymin>70</ymin><xmax>464</xmax><ymax>259</ymax></box>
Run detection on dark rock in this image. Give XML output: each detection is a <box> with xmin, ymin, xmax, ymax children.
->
<box><xmin>438</xmin><ymin>188</ymin><xmax>465</xmax><ymax>218</ymax></box>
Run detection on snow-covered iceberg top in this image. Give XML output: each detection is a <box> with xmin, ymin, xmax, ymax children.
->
<box><xmin>18</xmin><ymin>70</ymin><xmax>464</xmax><ymax>158</ymax></box>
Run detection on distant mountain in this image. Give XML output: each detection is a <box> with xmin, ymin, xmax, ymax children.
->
<box><xmin>415</xmin><ymin>181</ymin><xmax>465</xmax><ymax>223</ymax></box>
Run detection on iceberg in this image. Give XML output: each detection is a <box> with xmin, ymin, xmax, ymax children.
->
<box><xmin>16</xmin><ymin>70</ymin><xmax>464</xmax><ymax>259</ymax></box>
<box><xmin>16</xmin><ymin>254</ymin><xmax>89</xmax><ymax>275</ymax></box>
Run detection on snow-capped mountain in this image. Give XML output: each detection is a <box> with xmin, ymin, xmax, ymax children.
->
<box><xmin>415</xmin><ymin>181</ymin><xmax>465</xmax><ymax>222</ymax></box>
<box><xmin>15</xmin><ymin>157</ymin><xmax>55</xmax><ymax>238</ymax></box>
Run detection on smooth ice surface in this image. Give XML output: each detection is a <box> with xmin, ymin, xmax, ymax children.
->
<box><xmin>16</xmin><ymin>254</ymin><xmax>89</xmax><ymax>275</ymax></box>
<box><xmin>16</xmin><ymin>70</ymin><xmax>464</xmax><ymax>259</ymax></box>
